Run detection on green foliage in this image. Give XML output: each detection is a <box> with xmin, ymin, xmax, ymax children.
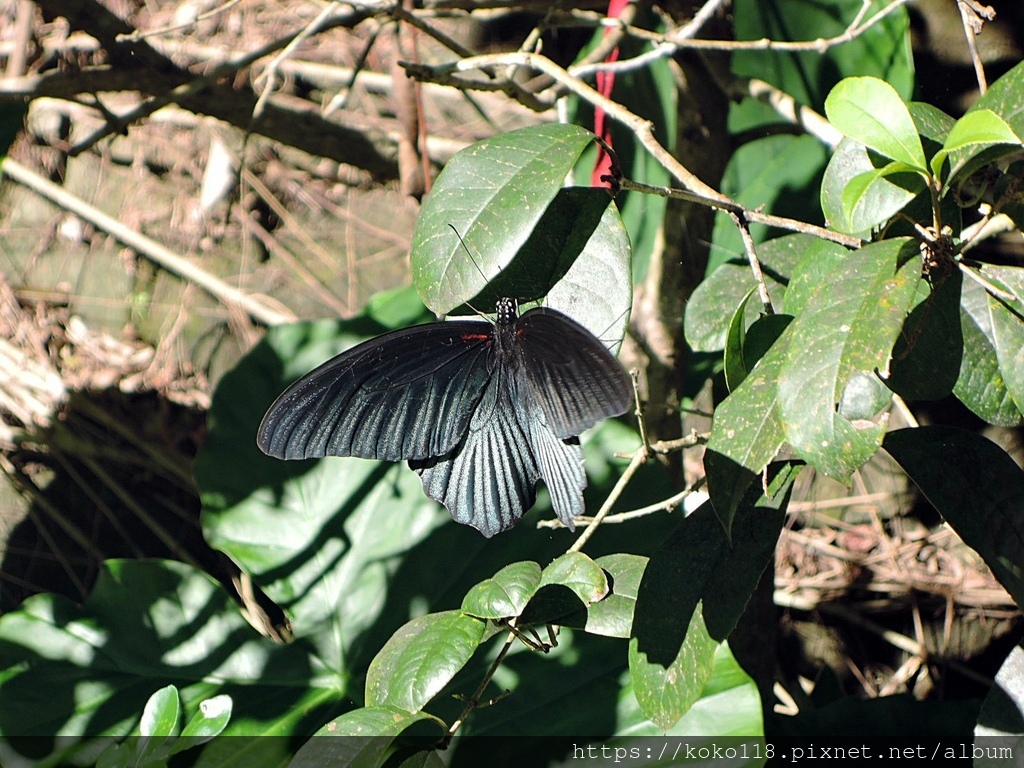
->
<box><xmin>96</xmin><ymin>686</ymin><xmax>232</xmax><ymax>768</ymax></box>
<box><xmin>4</xmin><ymin>4</ymin><xmax>1024</xmax><ymax>766</ymax></box>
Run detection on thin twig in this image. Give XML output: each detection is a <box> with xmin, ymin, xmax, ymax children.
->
<box><xmin>443</xmin><ymin>624</ymin><xmax>517</xmax><ymax>747</ymax></box>
<box><xmin>325</xmin><ymin>18</ymin><xmax>389</xmax><ymax>114</ymax></box>
<box><xmin>956</xmin><ymin>0</ymin><xmax>995</xmax><ymax>95</ymax></box>
<box><xmin>567</xmin><ymin>446</ymin><xmax>646</xmax><ymax>552</ymax></box>
<box><xmin>115</xmin><ymin>0</ymin><xmax>244</xmax><ymax>42</ymax></box>
<box><xmin>252</xmin><ymin>1</ymin><xmax>342</xmax><ymax>122</ymax></box>
<box><xmin>619</xmin><ymin>178</ymin><xmax>862</xmax><ymax>248</ymax></box>
<box><xmin>536</xmin><ymin>0</ymin><xmax>909</xmax><ymax>55</ymax></box>
<box><xmin>404</xmin><ymin>51</ymin><xmax>863</xmax><ymax>248</ymax></box>
<box><xmin>730</xmin><ymin>210</ymin><xmax>775</xmax><ymax>314</ymax></box>
<box><xmin>957</xmin><ymin>261</ymin><xmax>1018</xmax><ymax>303</ymax></box>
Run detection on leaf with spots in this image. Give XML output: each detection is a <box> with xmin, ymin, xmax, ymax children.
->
<box><xmin>707</xmin><ymin>238</ymin><xmax>922</xmax><ymax>530</ymax></box>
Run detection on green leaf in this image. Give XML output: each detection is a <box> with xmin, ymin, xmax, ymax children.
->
<box><xmin>365</xmin><ymin>611</ymin><xmax>485</xmax><ymax>713</ymax></box>
<box><xmin>461</xmin><ymin>561</ymin><xmax>542</xmax><ymax>620</ymax></box>
<box><xmin>970</xmin><ymin>59</ymin><xmax>1024</xmax><ymax>141</ymax></box>
<box><xmin>410</xmin><ymin>124</ymin><xmax>597</xmax><ymax>312</ymax></box>
<box><xmin>539</xmin><ymin>552</ymin><xmax>609</xmax><ymax>605</ymax></box>
<box><xmin>884</xmin><ymin>426</ymin><xmax>1024</xmax><ymax>610</ymax></box>
<box><xmin>884</xmin><ymin>269</ymin><xmax>963</xmax><ymax>401</ymax></box>
<box><xmin>178</xmin><ymin>695</ymin><xmax>232</xmax><ymax>742</ymax></box>
<box><xmin>821</xmin><ymin>138</ymin><xmax>923</xmax><ymax>235</ymax></box>
<box><xmin>981</xmin><ymin>265</ymin><xmax>1024</xmax><ymax>417</ymax></box>
<box><xmin>629</xmin><ymin>463</ymin><xmax>797</xmax><ymax>729</ymax></box>
<box><xmin>825</xmin><ymin>77</ymin><xmax>927</xmax><ymax>170</ymax></box>
<box><xmin>635</xmin><ymin>464</ymin><xmax>796</xmax><ymax>656</ymax></box>
<box><xmin>137</xmin><ymin>685</ymin><xmax>180</xmax><ymax>765</ymax></box>
<box><xmin>586</xmin><ymin>554</ymin><xmax>647</xmax><ymax>639</ymax></box>
<box><xmin>776</xmin><ymin>238</ymin><xmax>920</xmax><ymax>474</ymax></box>
<box><xmin>629</xmin><ymin>610</ymin><xmax>718</xmax><ymax>732</ymax></box>
<box><xmin>931</xmin><ymin>108</ymin><xmax>1021</xmax><ymax>181</ymax></box>
<box><xmin>409</xmin><ymin>124</ymin><xmax>632</xmax><ymax>345</ymax></box>
<box><xmin>707</xmin><ymin>239</ymin><xmax>921</xmax><ymax>525</ymax></box>
<box><xmin>724</xmin><ymin>287</ymin><xmax>758</xmax><ymax>392</ymax></box>
<box><xmin>709</xmin><ymin>135</ymin><xmax>828</xmax><ymax>270</ymax></box>
<box><xmin>617</xmin><ymin>642</ymin><xmax>764</xmax><ymax>740</ymax></box>
<box><xmin>955</xmin><ymin>276</ymin><xmax>1024</xmax><ymax>426</ymax></box>
<box><xmin>293</xmin><ymin>707</ymin><xmax>446</xmax><ymax>768</ymax></box>
<box><xmin>140</xmin><ymin>685</ymin><xmax>181</xmax><ymax>739</ymax></box>
<box><xmin>976</xmin><ymin>645</ymin><xmax>1024</xmax><ymax>738</ymax></box>
<box><xmin>685</xmin><ymin>234</ymin><xmax>804</xmax><ymax>352</ymax></box>
<box><xmin>838</xmin><ymin>161</ymin><xmax>924</xmax><ymax>233</ymax></box>
<box><xmin>0</xmin><ymin>560</ymin><xmax>337</xmax><ymax>765</ymax></box>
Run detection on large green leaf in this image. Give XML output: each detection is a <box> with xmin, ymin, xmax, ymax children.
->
<box><xmin>617</xmin><ymin>643</ymin><xmax>764</xmax><ymax>745</ymax></box>
<box><xmin>706</xmin><ymin>239</ymin><xmax>921</xmax><ymax>526</ymax></box>
<box><xmin>410</xmin><ymin>125</ymin><xmax>617</xmax><ymax>314</ymax></box>
<box><xmin>708</xmin><ymin>134</ymin><xmax>828</xmax><ymax>270</ymax></box>
<box><xmin>970</xmin><ymin>59</ymin><xmax>1024</xmax><ymax>140</ymax></box>
<box><xmin>634</xmin><ymin>464</ymin><xmax>796</xmax><ymax>658</ymax></box>
<box><xmin>628</xmin><ymin>611</ymin><xmax>718</xmax><ymax>732</ymax></box>
<box><xmin>776</xmin><ymin>239</ymin><xmax>919</xmax><ymax>473</ymax></box>
<box><xmin>825</xmin><ymin>77</ymin><xmax>926</xmax><ymax>170</ymax></box>
<box><xmin>955</xmin><ymin>276</ymin><xmax>1024</xmax><ymax>426</ymax></box>
<box><xmin>0</xmin><ymin>560</ymin><xmax>337</xmax><ymax>766</ymax></box>
<box><xmin>981</xmin><ymin>265</ymin><xmax>1024</xmax><ymax>417</ymax></box>
<box><xmin>730</xmin><ymin>0</ymin><xmax>913</xmax><ymax>127</ymax></box>
<box><xmin>365</xmin><ymin>611</ymin><xmax>486</xmax><ymax>713</ymax></box>
<box><xmin>884</xmin><ymin>427</ymin><xmax>1024</xmax><ymax>610</ymax></box>
<box><xmin>685</xmin><ymin>233</ymin><xmax>805</xmax><ymax>352</ymax></box>
<box><xmin>629</xmin><ymin>463</ymin><xmax>797</xmax><ymax>729</ymax></box>
<box><xmin>293</xmin><ymin>707</ymin><xmax>446</xmax><ymax>768</ymax></box>
<box><xmin>884</xmin><ymin>269</ymin><xmax>963</xmax><ymax>401</ymax></box>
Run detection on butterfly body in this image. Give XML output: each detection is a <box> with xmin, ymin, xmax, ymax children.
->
<box><xmin>258</xmin><ymin>298</ymin><xmax>631</xmax><ymax>537</ymax></box>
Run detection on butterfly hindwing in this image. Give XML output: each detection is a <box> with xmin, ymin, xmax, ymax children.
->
<box><xmin>516</xmin><ymin>307</ymin><xmax>633</xmax><ymax>438</ymax></box>
<box><xmin>258</xmin><ymin>321</ymin><xmax>495</xmax><ymax>461</ymax></box>
<box><xmin>412</xmin><ymin>368</ymin><xmax>539</xmax><ymax>537</ymax></box>
<box><xmin>259</xmin><ymin>299</ymin><xmax>630</xmax><ymax>536</ymax></box>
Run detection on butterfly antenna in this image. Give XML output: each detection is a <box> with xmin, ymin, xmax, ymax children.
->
<box><xmin>597</xmin><ymin>306</ymin><xmax>631</xmax><ymax>353</ymax></box>
<box><xmin>448</xmin><ymin>224</ymin><xmax>494</xmax><ymax>321</ymax></box>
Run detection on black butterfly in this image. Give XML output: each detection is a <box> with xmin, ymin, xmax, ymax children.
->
<box><xmin>258</xmin><ymin>298</ymin><xmax>632</xmax><ymax>537</ymax></box>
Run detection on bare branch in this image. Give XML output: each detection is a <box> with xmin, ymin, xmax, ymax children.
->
<box><xmin>956</xmin><ymin>0</ymin><xmax>995</xmax><ymax>94</ymax></box>
<box><xmin>2</xmin><ymin>158</ymin><xmax>296</xmax><ymax>326</ymax></box>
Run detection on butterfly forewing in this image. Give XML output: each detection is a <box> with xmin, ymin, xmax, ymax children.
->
<box><xmin>258</xmin><ymin>298</ymin><xmax>632</xmax><ymax>537</ymax></box>
<box><xmin>258</xmin><ymin>321</ymin><xmax>496</xmax><ymax>461</ymax></box>
<box><xmin>515</xmin><ymin>307</ymin><xmax>633</xmax><ymax>438</ymax></box>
